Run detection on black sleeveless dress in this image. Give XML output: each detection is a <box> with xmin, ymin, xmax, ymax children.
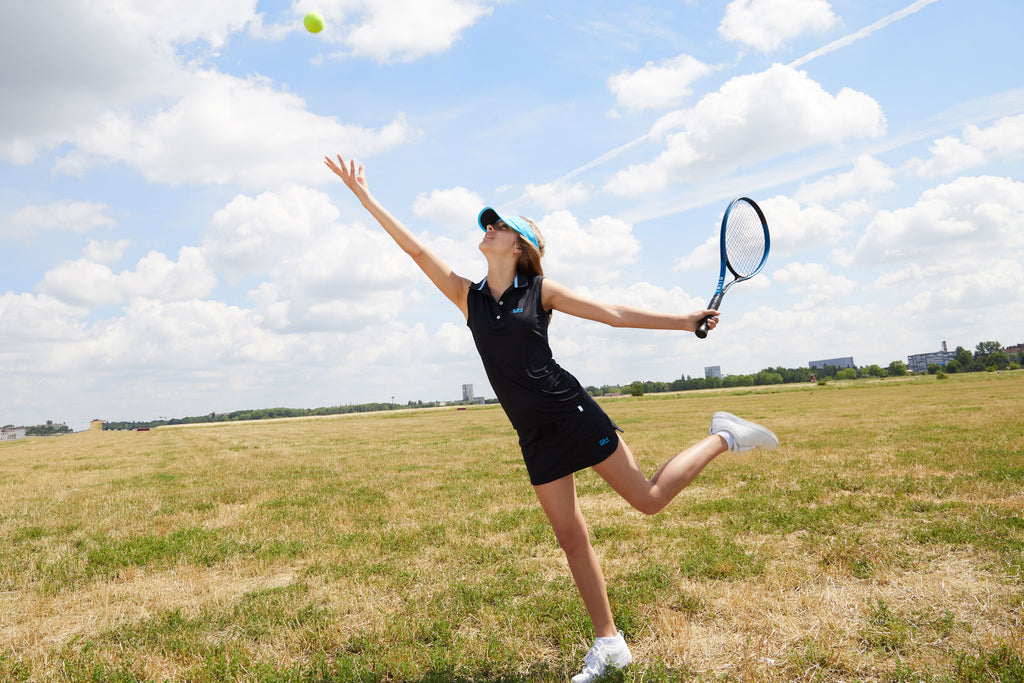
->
<box><xmin>466</xmin><ymin>273</ymin><xmax>621</xmax><ymax>485</ymax></box>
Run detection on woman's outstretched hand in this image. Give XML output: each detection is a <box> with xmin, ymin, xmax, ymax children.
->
<box><xmin>324</xmin><ymin>155</ymin><xmax>369</xmax><ymax>201</ymax></box>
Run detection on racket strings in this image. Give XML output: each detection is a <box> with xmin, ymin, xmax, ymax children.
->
<box><xmin>724</xmin><ymin>203</ymin><xmax>767</xmax><ymax>277</ymax></box>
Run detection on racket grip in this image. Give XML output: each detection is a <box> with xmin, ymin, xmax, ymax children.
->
<box><xmin>695</xmin><ymin>292</ymin><xmax>724</xmax><ymax>339</ymax></box>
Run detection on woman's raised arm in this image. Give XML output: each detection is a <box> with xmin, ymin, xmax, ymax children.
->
<box><xmin>324</xmin><ymin>155</ymin><xmax>471</xmax><ymax>318</ymax></box>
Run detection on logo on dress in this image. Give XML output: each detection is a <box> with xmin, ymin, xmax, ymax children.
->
<box><xmin>598</xmin><ymin>437</ymin><xmax>610</xmax><ymax>446</ymax></box>
<box><xmin>512</xmin><ymin>307</ymin><xmax>524</xmax><ymax>314</ymax></box>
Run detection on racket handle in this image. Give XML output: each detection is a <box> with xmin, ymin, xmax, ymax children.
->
<box><xmin>695</xmin><ymin>292</ymin><xmax>724</xmax><ymax>339</ymax></box>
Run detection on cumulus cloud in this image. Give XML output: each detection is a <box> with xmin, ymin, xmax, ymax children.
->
<box><xmin>300</xmin><ymin>0</ymin><xmax>495</xmax><ymax>63</ymax></box>
<box><xmin>675</xmin><ymin>195</ymin><xmax>846</xmax><ymax>271</ymax></box>
<box><xmin>38</xmin><ymin>247</ymin><xmax>217</xmax><ymax>308</ymax></box>
<box><xmin>852</xmin><ymin>175</ymin><xmax>1024</xmax><ymax>264</ymax></box>
<box><xmin>83</xmin><ymin>239</ymin><xmax>134</xmax><ymax>264</ymax></box>
<box><xmin>54</xmin><ymin>72</ymin><xmax>415</xmax><ymax>188</ymax></box>
<box><xmin>608</xmin><ymin>54</ymin><xmax>713</xmax><ymax>113</ymax></box>
<box><xmin>201</xmin><ymin>185</ymin><xmax>420</xmax><ymax>331</ymax></box>
<box><xmin>412</xmin><ymin>187</ymin><xmax>485</xmax><ymax>232</ymax></box>
<box><xmin>794</xmin><ymin>155</ymin><xmax>896</xmax><ymax>204</ymax></box>
<box><xmin>607</xmin><ymin>65</ymin><xmax>885</xmax><ymax>196</ymax></box>
<box><xmin>2</xmin><ymin>201</ymin><xmax>116</xmax><ymax>242</ymax></box>
<box><xmin>907</xmin><ymin>114</ymin><xmax>1024</xmax><ymax>178</ymax></box>
<box><xmin>1</xmin><ymin>1</ymin><xmax>419</xmax><ymax>180</ymax></box>
<box><xmin>719</xmin><ymin>0</ymin><xmax>839</xmax><ymax>53</ymax></box>
<box><xmin>0</xmin><ymin>0</ymin><xmax>257</xmax><ymax>163</ymax></box>
<box><xmin>540</xmin><ymin>211</ymin><xmax>641</xmax><ymax>286</ymax></box>
<box><xmin>773</xmin><ymin>261</ymin><xmax>856</xmax><ymax>305</ymax></box>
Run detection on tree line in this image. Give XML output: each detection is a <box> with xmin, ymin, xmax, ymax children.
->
<box><xmin>100</xmin><ymin>398</ymin><xmax>501</xmax><ymax>431</ymax></box>
<box><xmin>588</xmin><ymin>340</ymin><xmax>1020</xmax><ymax>397</ymax></box>
<box><xmin>100</xmin><ymin>341</ymin><xmax>1018</xmax><ymax>429</ymax></box>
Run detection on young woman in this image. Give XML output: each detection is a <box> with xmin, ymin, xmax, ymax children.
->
<box><xmin>324</xmin><ymin>155</ymin><xmax>778</xmax><ymax>682</ymax></box>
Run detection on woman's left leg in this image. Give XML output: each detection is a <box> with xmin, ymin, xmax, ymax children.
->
<box><xmin>592</xmin><ymin>434</ymin><xmax>728</xmax><ymax>515</ymax></box>
<box><xmin>533</xmin><ymin>474</ymin><xmax>618</xmax><ymax>638</ymax></box>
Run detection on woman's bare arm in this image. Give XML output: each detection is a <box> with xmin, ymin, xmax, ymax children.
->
<box><xmin>542</xmin><ymin>278</ymin><xmax>718</xmax><ymax>333</ymax></box>
<box><xmin>325</xmin><ymin>155</ymin><xmax>470</xmax><ymax>319</ymax></box>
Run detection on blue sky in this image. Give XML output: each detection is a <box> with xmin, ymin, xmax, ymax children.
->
<box><xmin>2</xmin><ymin>0</ymin><xmax>1022</xmax><ymax>430</ymax></box>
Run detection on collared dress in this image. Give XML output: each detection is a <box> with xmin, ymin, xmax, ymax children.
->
<box><xmin>466</xmin><ymin>272</ymin><xmax>621</xmax><ymax>485</ymax></box>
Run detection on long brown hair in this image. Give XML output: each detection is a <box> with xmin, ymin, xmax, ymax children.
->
<box><xmin>515</xmin><ymin>217</ymin><xmax>544</xmax><ymax>277</ymax></box>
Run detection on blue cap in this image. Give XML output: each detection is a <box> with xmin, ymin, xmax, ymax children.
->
<box><xmin>478</xmin><ymin>207</ymin><xmax>539</xmax><ymax>251</ymax></box>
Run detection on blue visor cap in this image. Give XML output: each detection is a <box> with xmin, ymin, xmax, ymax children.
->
<box><xmin>478</xmin><ymin>207</ymin><xmax>540</xmax><ymax>251</ymax></box>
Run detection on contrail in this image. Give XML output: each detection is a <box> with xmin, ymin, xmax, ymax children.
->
<box><xmin>507</xmin><ymin>0</ymin><xmax>944</xmax><ymax>211</ymax></box>
<box><xmin>788</xmin><ymin>0</ymin><xmax>942</xmax><ymax>68</ymax></box>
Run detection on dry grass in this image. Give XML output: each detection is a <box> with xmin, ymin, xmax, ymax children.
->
<box><xmin>1</xmin><ymin>372</ymin><xmax>1022</xmax><ymax>681</ymax></box>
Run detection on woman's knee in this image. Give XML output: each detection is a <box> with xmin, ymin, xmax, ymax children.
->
<box><xmin>630</xmin><ymin>494</ymin><xmax>667</xmax><ymax>516</ymax></box>
<box><xmin>551</xmin><ymin>520</ymin><xmax>591</xmax><ymax>556</ymax></box>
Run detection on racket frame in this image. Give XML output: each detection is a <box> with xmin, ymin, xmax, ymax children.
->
<box><xmin>695</xmin><ymin>197</ymin><xmax>769</xmax><ymax>338</ymax></box>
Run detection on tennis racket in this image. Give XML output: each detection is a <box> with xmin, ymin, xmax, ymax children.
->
<box><xmin>695</xmin><ymin>197</ymin><xmax>770</xmax><ymax>339</ymax></box>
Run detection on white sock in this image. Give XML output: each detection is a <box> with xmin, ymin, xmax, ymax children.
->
<box><xmin>719</xmin><ymin>430</ymin><xmax>736</xmax><ymax>451</ymax></box>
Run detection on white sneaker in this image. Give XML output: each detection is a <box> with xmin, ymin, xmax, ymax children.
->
<box><xmin>709</xmin><ymin>411</ymin><xmax>778</xmax><ymax>452</ymax></box>
<box><xmin>572</xmin><ymin>630</ymin><xmax>632</xmax><ymax>683</ymax></box>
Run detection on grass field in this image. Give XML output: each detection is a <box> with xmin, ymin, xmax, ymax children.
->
<box><xmin>1</xmin><ymin>372</ymin><xmax>1022</xmax><ymax>682</ymax></box>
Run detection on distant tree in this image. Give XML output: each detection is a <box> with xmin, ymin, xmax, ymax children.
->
<box><xmin>886</xmin><ymin>360</ymin><xmax>908</xmax><ymax>376</ymax></box>
<box><xmin>626</xmin><ymin>381</ymin><xmax>644</xmax><ymax>397</ymax></box>
<box><xmin>836</xmin><ymin>368</ymin><xmax>857</xmax><ymax>380</ymax></box>
<box><xmin>945</xmin><ymin>359</ymin><xmax>962</xmax><ymax>373</ymax></box>
<box><xmin>987</xmin><ymin>350</ymin><xmax>1010</xmax><ymax>370</ymax></box>
<box><xmin>954</xmin><ymin>346</ymin><xmax>974</xmax><ymax>371</ymax></box>
<box><xmin>754</xmin><ymin>371</ymin><xmax>783</xmax><ymax>385</ymax></box>
<box><xmin>865</xmin><ymin>364</ymin><xmax>887</xmax><ymax>378</ymax></box>
<box><xmin>927</xmin><ymin>364</ymin><xmax>940</xmax><ymax>375</ymax></box>
<box><xmin>974</xmin><ymin>341</ymin><xmax>1003</xmax><ymax>369</ymax></box>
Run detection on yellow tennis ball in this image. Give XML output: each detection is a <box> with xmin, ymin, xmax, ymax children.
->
<box><xmin>303</xmin><ymin>12</ymin><xmax>324</xmax><ymax>34</ymax></box>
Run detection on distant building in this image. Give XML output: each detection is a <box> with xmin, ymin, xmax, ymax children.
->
<box><xmin>90</xmin><ymin>419</ymin><xmax>104</xmax><ymax>431</ymax></box>
<box><xmin>462</xmin><ymin>384</ymin><xmax>474</xmax><ymax>402</ymax></box>
<box><xmin>809</xmin><ymin>356</ymin><xmax>855</xmax><ymax>370</ymax></box>
<box><xmin>907</xmin><ymin>341</ymin><xmax>956</xmax><ymax>373</ymax></box>
<box><xmin>704</xmin><ymin>366</ymin><xmax>722</xmax><ymax>379</ymax></box>
<box><xmin>1005</xmin><ymin>343</ymin><xmax>1024</xmax><ymax>361</ymax></box>
<box><xmin>1</xmin><ymin>427</ymin><xmax>26</xmax><ymax>441</ymax></box>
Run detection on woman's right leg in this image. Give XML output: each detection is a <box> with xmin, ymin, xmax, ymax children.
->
<box><xmin>533</xmin><ymin>474</ymin><xmax>618</xmax><ymax>639</ymax></box>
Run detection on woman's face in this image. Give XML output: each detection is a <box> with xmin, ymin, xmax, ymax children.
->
<box><xmin>479</xmin><ymin>220</ymin><xmax>522</xmax><ymax>256</ymax></box>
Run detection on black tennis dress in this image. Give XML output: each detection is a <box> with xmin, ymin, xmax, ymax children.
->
<box><xmin>466</xmin><ymin>272</ymin><xmax>621</xmax><ymax>485</ymax></box>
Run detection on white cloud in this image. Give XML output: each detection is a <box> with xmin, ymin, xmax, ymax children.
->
<box><xmin>540</xmin><ymin>211</ymin><xmax>641</xmax><ymax>286</ymax></box>
<box><xmin>3</xmin><ymin>201</ymin><xmax>116</xmax><ymax>241</ymax></box>
<box><xmin>608</xmin><ymin>54</ymin><xmax>713</xmax><ymax>113</ymax></box>
<box><xmin>607</xmin><ymin>65</ymin><xmax>885</xmax><ymax>195</ymax></box>
<box><xmin>307</xmin><ymin>0</ymin><xmax>495</xmax><ymax>63</ymax></box>
<box><xmin>773</xmin><ymin>260</ymin><xmax>856</xmax><ymax>305</ymax></box>
<box><xmin>412</xmin><ymin>187</ymin><xmax>485</xmax><ymax>232</ymax></box>
<box><xmin>675</xmin><ymin>195</ymin><xmax>846</xmax><ymax>271</ymax></box>
<box><xmin>203</xmin><ymin>186</ymin><xmax>340</xmax><ymax>282</ymax></box>
<box><xmin>37</xmin><ymin>247</ymin><xmax>217</xmax><ymax>308</ymax></box>
<box><xmin>83</xmin><ymin>239</ymin><xmax>133</xmax><ymax>264</ymax></box>
<box><xmin>719</xmin><ymin>0</ymin><xmax>839</xmax><ymax>53</ymax></box>
<box><xmin>54</xmin><ymin>72</ymin><xmax>415</xmax><ymax>188</ymax></box>
<box><xmin>794</xmin><ymin>155</ymin><xmax>896</xmax><ymax>204</ymax></box>
<box><xmin>908</xmin><ymin>114</ymin><xmax>1024</xmax><ymax>178</ymax></box>
<box><xmin>756</xmin><ymin>195</ymin><xmax>847</xmax><ymax>252</ymax></box>
<box><xmin>0</xmin><ymin>0</ymin><xmax>258</xmax><ymax>163</ymax></box>
<box><xmin>201</xmin><ymin>185</ymin><xmax>420</xmax><ymax>330</ymax></box>
<box><xmin>0</xmin><ymin>292</ymin><xmax>88</xmax><ymax>345</ymax></box>
<box><xmin>853</xmin><ymin>175</ymin><xmax>1024</xmax><ymax>263</ymax></box>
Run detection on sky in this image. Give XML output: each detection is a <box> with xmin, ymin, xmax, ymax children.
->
<box><xmin>2</xmin><ymin>0</ymin><xmax>1023</xmax><ymax>430</ymax></box>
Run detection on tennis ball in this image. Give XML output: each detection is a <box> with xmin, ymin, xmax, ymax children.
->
<box><xmin>303</xmin><ymin>12</ymin><xmax>324</xmax><ymax>33</ymax></box>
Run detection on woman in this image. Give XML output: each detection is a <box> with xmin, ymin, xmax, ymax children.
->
<box><xmin>324</xmin><ymin>155</ymin><xmax>778</xmax><ymax>682</ymax></box>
